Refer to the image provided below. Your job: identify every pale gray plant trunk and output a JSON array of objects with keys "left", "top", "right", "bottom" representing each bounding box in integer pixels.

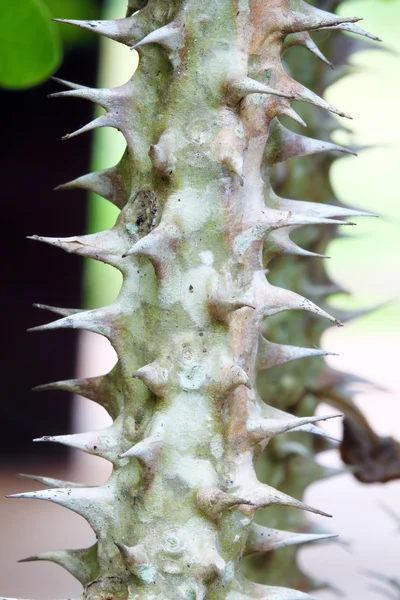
[{"left": 2, "top": 1, "right": 381, "bottom": 599}]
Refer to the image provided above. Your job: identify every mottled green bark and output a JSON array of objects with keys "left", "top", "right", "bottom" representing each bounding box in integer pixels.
[{"left": 3, "top": 1, "right": 379, "bottom": 599}]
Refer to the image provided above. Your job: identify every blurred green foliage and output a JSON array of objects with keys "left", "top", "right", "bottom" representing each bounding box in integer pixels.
[
  {"left": 0, "top": 0, "right": 99, "bottom": 90},
  {"left": 0, "top": 0, "right": 61, "bottom": 89}
]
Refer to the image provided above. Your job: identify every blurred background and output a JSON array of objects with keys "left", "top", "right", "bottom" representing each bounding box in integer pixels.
[{"left": 0, "top": 0, "right": 399, "bottom": 598}]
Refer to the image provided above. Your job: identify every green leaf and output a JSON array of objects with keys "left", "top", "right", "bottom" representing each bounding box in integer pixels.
[{"left": 0, "top": 0, "right": 61, "bottom": 89}]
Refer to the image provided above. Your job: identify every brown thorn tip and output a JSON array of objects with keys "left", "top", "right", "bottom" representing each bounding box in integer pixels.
[
  {"left": 50, "top": 76, "right": 69, "bottom": 84},
  {"left": 315, "top": 507, "right": 333, "bottom": 518},
  {"left": 52, "top": 18, "right": 78, "bottom": 24},
  {"left": 18, "top": 556, "right": 39, "bottom": 563},
  {"left": 47, "top": 91, "right": 68, "bottom": 100}
]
